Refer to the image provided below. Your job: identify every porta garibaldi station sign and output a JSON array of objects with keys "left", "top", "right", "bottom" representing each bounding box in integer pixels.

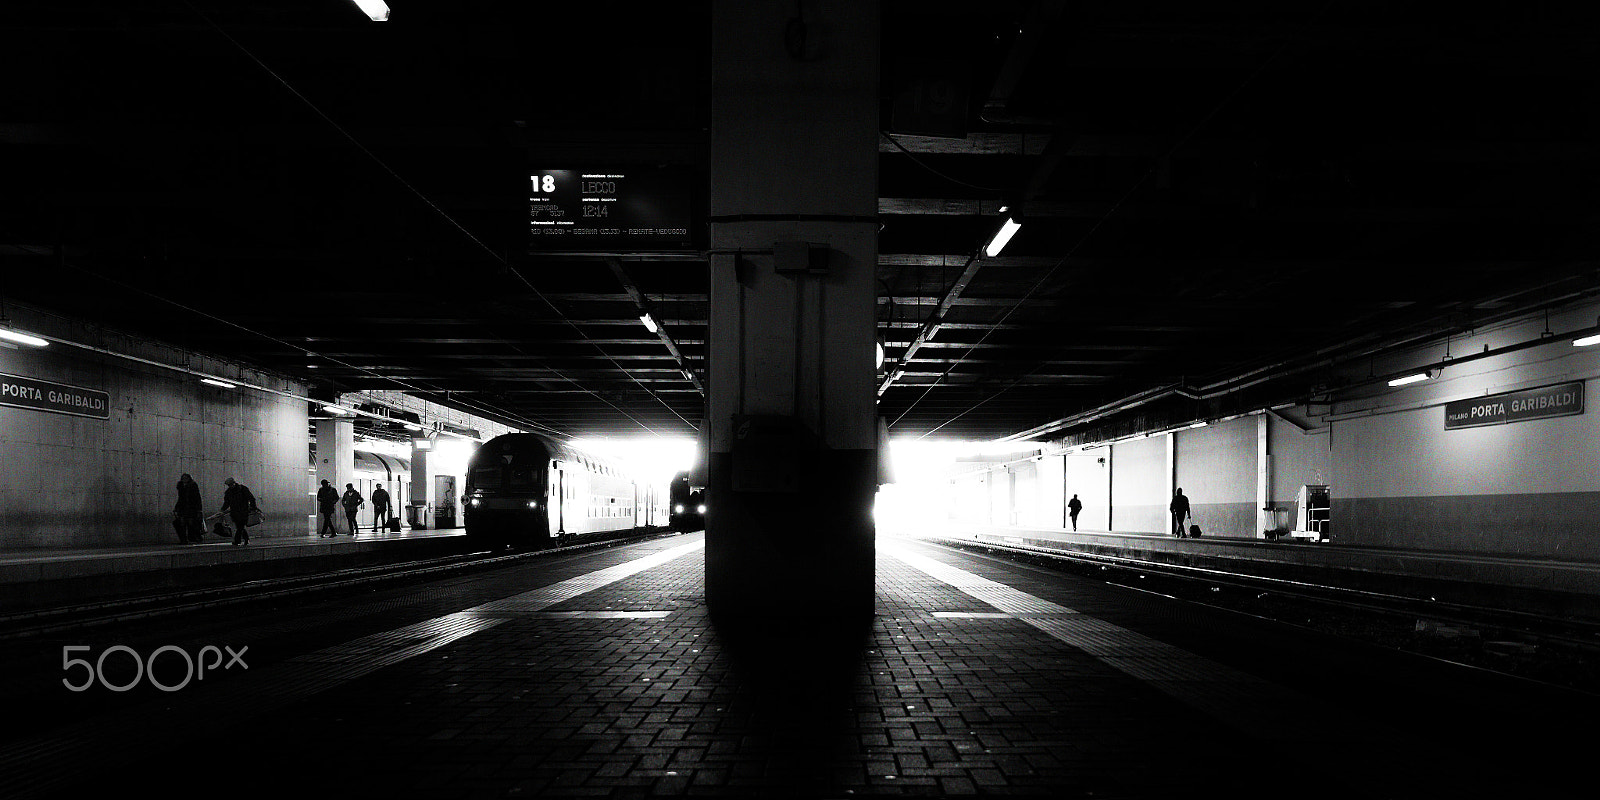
[
  {"left": 0, "top": 372, "right": 110, "bottom": 420},
  {"left": 1444, "top": 381, "right": 1583, "bottom": 430}
]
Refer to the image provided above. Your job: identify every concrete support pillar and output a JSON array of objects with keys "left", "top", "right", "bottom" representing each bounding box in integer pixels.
[
  {"left": 409, "top": 442, "right": 431, "bottom": 529},
  {"left": 315, "top": 417, "right": 355, "bottom": 535},
  {"left": 1257, "top": 413, "right": 1271, "bottom": 538},
  {"left": 1165, "top": 433, "right": 1177, "bottom": 500},
  {"left": 314, "top": 417, "right": 355, "bottom": 498},
  {"left": 706, "top": 0, "right": 880, "bottom": 623}
]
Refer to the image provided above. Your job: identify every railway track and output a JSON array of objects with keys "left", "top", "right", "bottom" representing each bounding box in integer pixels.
[
  {"left": 916, "top": 531, "right": 1600, "bottom": 697},
  {"left": 0, "top": 528, "right": 686, "bottom": 640}
]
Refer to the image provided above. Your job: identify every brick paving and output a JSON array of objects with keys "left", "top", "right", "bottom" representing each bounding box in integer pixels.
[{"left": 22, "top": 532, "right": 1598, "bottom": 798}]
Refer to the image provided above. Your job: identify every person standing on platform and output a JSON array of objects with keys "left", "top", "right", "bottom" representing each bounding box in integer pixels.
[
  {"left": 317, "top": 479, "right": 339, "bottom": 537},
  {"left": 221, "top": 477, "right": 258, "bottom": 546},
  {"left": 371, "top": 484, "right": 392, "bottom": 532},
  {"left": 341, "top": 483, "right": 364, "bottom": 536},
  {"left": 174, "top": 473, "right": 203, "bottom": 543},
  {"left": 1170, "top": 487, "right": 1191, "bottom": 537},
  {"left": 1067, "top": 494, "right": 1083, "bottom": 531}
]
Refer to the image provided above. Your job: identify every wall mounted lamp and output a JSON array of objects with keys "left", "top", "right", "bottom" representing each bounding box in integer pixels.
[
  {"left": 1387, "top": 370, "right": 1434, "bottom": 387},
  {"left": 0, "top": 328, "right": 49, "bottom": 347}
]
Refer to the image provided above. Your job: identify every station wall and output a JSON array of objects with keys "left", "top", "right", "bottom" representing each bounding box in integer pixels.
[
  {"left": 1062, "top": 453, "right": 1110, "bottom": 530},
  {"left": 947, "top": 298, "right": 1600, "bottom": 561},
  {"left": 1176, "top": 421, "right": 1256, "bottom": 539},
  {"left": 1110, "top": 436, "right": 1166, "bottom": 532},
  {"left": 0, "top": 304, "right": 309, "bottom": 548},
  {"left": 1325, "top": 301, "right": 1600, "bottom": 559}
]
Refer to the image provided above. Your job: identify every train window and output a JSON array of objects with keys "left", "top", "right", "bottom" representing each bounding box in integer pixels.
[
  {"left": 470, "top": 466, "right": 501, "bottom": 488},
  {"left": 510, "top": 466, "right": 536, "bottom": 486}
]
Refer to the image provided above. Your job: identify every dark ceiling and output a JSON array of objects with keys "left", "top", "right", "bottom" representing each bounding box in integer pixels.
[{"left": 3, "top": 1, "right": 1598, "bottom": 442}]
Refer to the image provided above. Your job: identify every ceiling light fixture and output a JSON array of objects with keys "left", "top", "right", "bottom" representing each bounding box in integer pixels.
[
  {"left": 322, "top": 404, "right": 352, "bottom": 415},
  {"left": 1573, "top": 333, "right": 1600, "bottom": 347},
  {"left": 983, "top": 217, "right": 1021, "bottom": 258},
  {"left": 1387, "top": 371, "right": 1433, "bottom": 387},
  {"left": 639, "top": 313, "right": 659, "bottom": 334},
  {"left": 201, "top": 378, "right": 236, "bottom": 389},
  {"left": 348, "top": 0, "right": 390, "bottom": 21},
  {"left": 0, "top": 328, "right": 49, "bottom": 347}
]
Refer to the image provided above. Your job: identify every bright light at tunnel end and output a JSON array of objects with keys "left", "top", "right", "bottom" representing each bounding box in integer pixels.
[{"left": 349, "top": 0, "right": 390, "bottom": 21}]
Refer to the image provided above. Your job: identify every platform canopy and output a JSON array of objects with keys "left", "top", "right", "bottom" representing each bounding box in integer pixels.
[{"left": 2, "top": 1, "right": 1596, "bottom": 440}]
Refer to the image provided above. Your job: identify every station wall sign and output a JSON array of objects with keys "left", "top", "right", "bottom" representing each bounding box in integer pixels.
[
  {"left": 0, "top": 371, "right": 110, "bottom": 419},
  {"left": 1444, "top": 380, "right": 1584, "bottom": 430},
  {"left": 528, "top": 167, "right": 693, "bottom": 251}
]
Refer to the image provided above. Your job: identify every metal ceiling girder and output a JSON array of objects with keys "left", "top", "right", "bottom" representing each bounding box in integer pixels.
[
  {"left": 877, "top": 3, "right": 1076, "bottom": 400},
  {"left": 604, "top": 258, "right": 705, "bottom": 396}
]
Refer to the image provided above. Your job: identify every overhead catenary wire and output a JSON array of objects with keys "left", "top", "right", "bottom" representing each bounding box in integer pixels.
[
  {"left": 180, "top": 1, "right": 694, "bottom": 438},
  {"left": 880, "top": 131, "right": 1009, "bottom": 194}
]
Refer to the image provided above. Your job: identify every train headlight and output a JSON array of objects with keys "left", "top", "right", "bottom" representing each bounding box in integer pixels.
[
  {"left": 468, "top": 497, "right": 481, "bottom": 507},
  {"left": 527, "top": 500, "right": 539, "bottom": 509},
  {"left": 674, "top": 504, "right": 684, "bottom": 513},
  {"left": 697, "top": 505, "right": 706, "bottom": 514}
]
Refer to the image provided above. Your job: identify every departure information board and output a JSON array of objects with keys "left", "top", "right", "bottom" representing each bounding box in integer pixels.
[{"left": 528, "top": 167, "right": 693, "bottom": 251}]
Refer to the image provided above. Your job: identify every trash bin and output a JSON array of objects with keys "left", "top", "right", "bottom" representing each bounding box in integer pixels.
[
  {"left": 1262, "top": 505, "right": 1291, "bottom": 539},
  {"left": 406, "top": 503, "right": 429, "bottom": 530}
]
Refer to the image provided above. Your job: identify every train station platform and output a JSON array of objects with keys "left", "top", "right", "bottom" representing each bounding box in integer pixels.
[
  {"left": 0, "top": 529, "right": 474, "bottom": 615},
  {"left": 0, "top": 530, "right": 1593, "bottom": 799},
  {"left": 924, "top": 522, "right": 1600, "bottom": 621}
]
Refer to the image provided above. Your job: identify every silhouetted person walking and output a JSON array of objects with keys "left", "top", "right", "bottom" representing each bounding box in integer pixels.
[
  {"left": 174, "top": 473, "right": 203, "bottom": 543},
  {"left": 341, "top": 483, "right": 364, "bottom": 536},
  {"left": 317, "top": 479, "right": 339, "bottom": 537},
  {"left": 221, "top": 477, "right": 258, "bottom": 546},
  {"left": 1067, "top": 494, "right": 1082, "bottom": 531},
  {"left": 371, "top": 484, "right": 392, "bottom": 532},
  {"left": 1170, "top": 488, "right": 1191, "bottom": 537}
]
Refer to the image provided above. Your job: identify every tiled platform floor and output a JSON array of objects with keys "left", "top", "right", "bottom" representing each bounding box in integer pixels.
[{"left": 2, "top": 532, "right": 1592, "bottom": 798}]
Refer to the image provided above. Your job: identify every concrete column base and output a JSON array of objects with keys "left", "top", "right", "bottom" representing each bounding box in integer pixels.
[{"left": 705, "top": 449, "right": 876, "bottom": 627}]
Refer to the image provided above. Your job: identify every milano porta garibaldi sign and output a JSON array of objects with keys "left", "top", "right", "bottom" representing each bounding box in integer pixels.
[
  {"left": 0, "top": 371, "right": 110, "bottom": 419},
  {"left": 1444, "top": 381, "right": 1584, "bottom": 430}
]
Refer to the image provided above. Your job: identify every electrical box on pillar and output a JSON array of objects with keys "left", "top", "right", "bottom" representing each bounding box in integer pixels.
[{"left": 773, "top": 241, "right": 830, "bottom": 275}]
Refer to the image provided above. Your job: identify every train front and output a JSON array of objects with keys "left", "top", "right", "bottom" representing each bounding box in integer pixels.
[{"left": 463, "top": 433, "right": 551, "bottom": 546}]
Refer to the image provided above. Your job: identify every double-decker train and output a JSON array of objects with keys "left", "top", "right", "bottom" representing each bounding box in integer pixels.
[{"left": 462, "top": 432, "right": 667, "bottom": 548}]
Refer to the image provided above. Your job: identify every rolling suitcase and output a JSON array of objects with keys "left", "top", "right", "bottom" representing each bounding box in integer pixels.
[
  {"left": 1188, "top": 524, "right": 1202, "bottom": 538},
  {"left": 388, "top": 517, "right": 402, "bottom": 532}
]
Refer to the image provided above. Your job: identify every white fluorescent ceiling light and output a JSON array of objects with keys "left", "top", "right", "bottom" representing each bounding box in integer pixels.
[
  {"left": 0, "top": 328, "right": 49, "bottom": 347},
  {"left": 201, "top": 378, "right": 236, "bottom": 389},
  {"left": 321, "top": 404, "right": 352, "bottom": 414},
  {"left": 639, "top": 313, "right": 658, "bottom": 333},
  {"left": 983, "top": 217, "right": 1021, "bottom": 258},
  {"left": 1387, "top": 372, "right": 1432, "bottom": 387},
  {"left": 350, "top": 0, "right": 390, "bottom": 21},
  {"left": 1573, "top": 333, "right": 1600, "bottom": 347}
]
